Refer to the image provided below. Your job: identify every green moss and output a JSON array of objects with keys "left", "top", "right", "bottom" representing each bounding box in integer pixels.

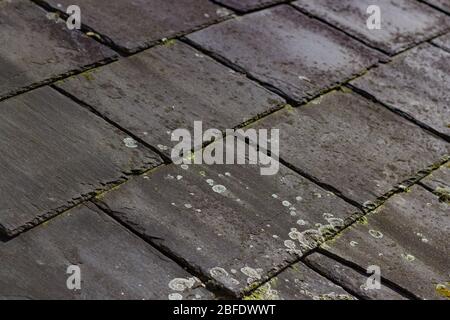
[
  {"left": 161, "top": 38, "right": 176, "bottom": 46},
  {"left": 244, "top": 279, "right": 278, "bottom": 300},
  {"left": 436, "top": 283, "right": 450, "bottom": 299},
  {"left": 81, "top": 71, "right": 95, "bottom": 81},
  {"left": 435, "top": 187, "right": 450, "bottom": 203}
]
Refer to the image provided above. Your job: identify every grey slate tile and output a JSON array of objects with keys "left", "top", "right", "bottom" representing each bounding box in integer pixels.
[
  {"left": 250, "top": 90, "right": 449, "bottom": 205},
  {"left": 245, "top": 261, "right": 355, "bottom": 300},
  {"left": 187, "top": 5, "right": 382, "bottom": 103},
  {"left": 421, "top": 163, "right": 450, "bottom": 195},
  {"left": 424, "top": 0, "right": 450, "bottom": 13},
  {"left": 214, "top": 0, "right": 284, "bottom": 12},
  {"left": 432, "top": 32, "right": 450, "bottom": 52},
  {"left": 95, "top": 143, "right": 360, "bottom": 296},
  {"left": 304, "top": 253, "right": 407, "bottom": 300},
  {"left": 45, "top": 0, "right": 232, "bottom": 53},
  {"left": 293, "top": 0, "right": 450, "bottom": 55},
  {"left": 0, "top": 204, "right": 212, "bottom": 300},
  {"left": 56, "top": 41, "right": 284, "bottom": 157},
  {"left": 351, "top": 44, "right": 450, "bottom": 138},
  {"left": 321, "top": 185, "right": 450, "bottom": 300},
  {"left": 0, "top": 87, "right": 162, "bottom": 237},
  {"left": 0, "top": 0, "right": 115, "bottom": 99}
]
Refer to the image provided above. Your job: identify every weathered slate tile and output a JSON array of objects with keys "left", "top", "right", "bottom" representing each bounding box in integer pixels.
[
  {"left": 0, "top": 204, "right": 211, "bottom": 300},
  {"left": 187, "top": 5, "right": 382, "bottom": 103},
  {"left": 351, "top": 44, "right": 450, "bottom": 138},
  {"left": 304, "top": 253, "right": 407, "bottom": 300},
  {"left": 95, "top": 144, "right": 360, "bottom": 296},
  {"left": 56, "top": 41, "right": 284, "bottom": 156},
  {"left": 320, "top": 185, "right": 450, "bottom": 300},
  {"left": 424, "top": 0, "right": 450, "bottom": 13},
  {"left": 293, "top": 0, "right": 450, "bottom": 55},
  {"left": 0, "top": 87, "right": 161, "bottom": 237},
  {"left": 421, "top": 163, "right": 450, "bottom": 198},
  {"left": 250, "top": 90, "right": 449, "bottom": 205},
  {"left": 432, "top": 32, "right": 450, "bottom": 52},
  {"left": 45, "top": 0, "right": 231, "bottom": 53},
  {"left": 0, "top": 0, "right": 115, "bottom": 99},
  {"left": 245, "top": 262, "right": 355, "bottom": 300},
  {"left": 214, "top": 0, "right": 284, "bottom": 12}
]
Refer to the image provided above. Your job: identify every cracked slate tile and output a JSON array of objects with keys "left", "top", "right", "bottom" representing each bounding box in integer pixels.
[
  {"left": 432, "top": 32, "right": 450, "bottom": 52},
  {"left": 421, "top": 163, "right": 450, "bottom": 194},
  {"left": 250, "top": 90, "right": 449, "bottom": 205},
  {"left": 0, "top": 87, "right": 161, "bottom": 237},
  {"left": 304, "top": 253, "right": 407, "bottom": 300},
  {"left": 293, "top": 0, "right": 450, "bottom": 55},
  {"left": 187, "top": 5, "right": 382, "bottom": 103},
  {"left": 55, "top": 40, "right": 284, "bottom": 157},
  {"left": 0, "top": 0, "right": 115, "bottom": 99},
  {"left": 94, "top": 142, "right": 360, "bottom": 297},
  {"left": 45, "top": 0, "right": 231, "bottom": 53},
  {"left": 320, "top": 185, "right": 450, "bottom": 300},
  {"left": 0, "top": 204, "right": 212, "bottom": 300},
  {"left": 244, "top": 261, "right": 355, "bottom": 300},
  {"left": 351, "top": 44, "right": 450, "bottom": 138},
  {"left": 214, "top": 0, "right": 284, "bottom": 13},
  {"left": 424, "top": 0, "right": 450, "bottom": 13}
]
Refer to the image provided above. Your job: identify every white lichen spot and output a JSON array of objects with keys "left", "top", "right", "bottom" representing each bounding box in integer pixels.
[
  {"left": 157, "top": 144, "right": 169, "bottom": 151},
  {"left": 209, "top": 267, "right": 239, "bottom": 287},
  {"left": 181, "top": 164, "right": 189, "bottom": 170},
  {"left": 184, "top": 204, "right": 192, "bottom": 209},
  {"left": 216, "top": 8, "right": 230, "bottom": 17},
  {"left": 402, "top": 253, "right": 415, "bottom": 262},
  {"left": 241, "top": 267, "right": 262, "bottom": 282},
  {"left": 176, "top": 175, "right": 183, "bottom": 180},
  {"left": 369, "top": 229, "right": 383, "bottom": 239},
  {"left": 225, "top": 172, "right": 231, "bottom": 177},
  {"left": 168, "top": 293, "right": 183, "bottom": 300},
  {"left": 168, "top": 277, "right": 198, "bottom": 291},
  {"left": 298, "top": 75, "right": 311, "bottom": 82},
  {"left": 212, "top": 185, "right": 227, "bottom": 194},
  {"left": 350, "top": 241, "right": 359, "bottom": 247},
  {"left": 282, "top": 200, "right": 291, "bottom": 207},
  {"left": 284, "top": 240, "right": 296, "bottom": 250},
  {"left": 206, "top": 179, "right": 215, "bottom": 186},
  {"left": 123, "top": 137, "right": 138, "bottom": 148},
  {"left": 297, "top": 219, "right": 308, "bottom": 226},
  {"left": 272, "top": 194, "right": 279, "bottom": 199},
  {"left": 296, "top": 196, "right": 303, "bottom": 202}
]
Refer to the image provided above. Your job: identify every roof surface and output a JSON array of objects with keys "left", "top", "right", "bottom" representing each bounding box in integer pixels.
[{"left": 0, "top": 0, "right": 449, "bottom": 300}]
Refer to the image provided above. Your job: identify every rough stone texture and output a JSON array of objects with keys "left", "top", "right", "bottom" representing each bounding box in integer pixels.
[
  {"left": 250, "top": 90, "right": 449, "bottom": 205},
  {"left": 0, "top": 87, "right": 161, "bottom": 237},
  {"left": 95, "top": 143, "right": 360, "bottom": 296},
  {"left": 424, "top": 0, "right": 450, "bottom": 13},
  {"left": 245, "top": 261, "right": 355, "bottom": 300},
  {"left": 45, "top": 0, "right": 231, "bottom": 53},
  {"left": 293, "top": 0, "right": 450, "bottom": 55},
  {"left": 56, "top": 41, "right": 284, "bottom": 157},
  {"left": 421, "top": 163, "right": 450, "bottom": 191},
  {"left": 187, "top": 5, "right": 382, "bottom": 103},
  {"left": 0, "top": 0, "right": 115, "bottom": 99},
  {"left": 0, "top": 204, "right": 211, "bottom": 300},
  {"left": 304, "top": 253, "right": 407, "bottom": 300},
  {"left": 351, "top": 44, "right": 450, "bottom": 138},
  {"left": 432, "top": 32, "right": 450, "bottom": 52},
  {"left": 322, "top": 185, "right": 450, "bottom": 300},
  {"left": 215, "top": 0, "right": 284, "bottom": 12}
]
